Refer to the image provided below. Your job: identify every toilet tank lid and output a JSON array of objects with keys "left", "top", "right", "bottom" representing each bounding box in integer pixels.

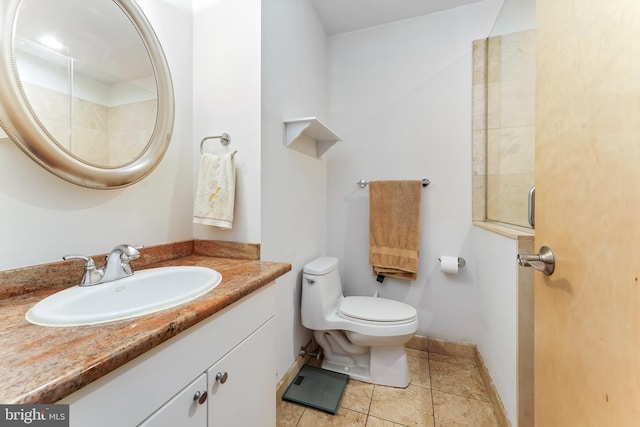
[{"left": 303, "top": 257, "right": 338, "bottom": 275}]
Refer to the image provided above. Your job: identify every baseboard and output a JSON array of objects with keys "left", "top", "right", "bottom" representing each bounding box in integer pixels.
[
  {"left": 475, "top": 347, "right": 511, "bottom": 427},
  {"left": 407, "top": 335, "right": 476, "bottom": 359}
]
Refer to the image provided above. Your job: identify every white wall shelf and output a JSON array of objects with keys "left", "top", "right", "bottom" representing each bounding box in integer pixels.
[{"left": 284, "top": 117, "right": 341, "bottom": 158}]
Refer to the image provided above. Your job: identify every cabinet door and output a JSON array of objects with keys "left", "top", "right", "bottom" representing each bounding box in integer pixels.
[
  {"left": 207, "top": 320, "right": 275, "bottom": 427},
  {"left": 139, "top": 373, "right": 208, "bottom": 427}
]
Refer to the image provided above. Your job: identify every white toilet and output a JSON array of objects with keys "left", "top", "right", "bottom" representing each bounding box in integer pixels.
[{"left": 301, "top": 257, "right": 418, "bottom": 388}]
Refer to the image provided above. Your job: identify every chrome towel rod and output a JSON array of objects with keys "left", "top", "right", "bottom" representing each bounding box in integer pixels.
[
  {"left": 200, "top": 133, "right": 237, "bottom": 157},
  {"left": 357, "top": 178, "right": 430, "bottom": 189},
  {"left": 200, "top": 133, "right": 229, "bottom": 151}
]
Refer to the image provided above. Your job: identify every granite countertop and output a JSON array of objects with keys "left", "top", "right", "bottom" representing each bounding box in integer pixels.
[{"left": 0, "top": 242, "right": 291, "bottom": 404}]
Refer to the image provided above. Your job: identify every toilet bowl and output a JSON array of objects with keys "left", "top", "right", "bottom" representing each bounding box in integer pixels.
[{"left": 301, "top": 257, "right": 418, "bottom": 388}]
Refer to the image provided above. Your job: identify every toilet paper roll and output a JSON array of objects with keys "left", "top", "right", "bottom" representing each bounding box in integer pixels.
[{"left": 440, "top": 256, "right": 459, "bottom": 274}]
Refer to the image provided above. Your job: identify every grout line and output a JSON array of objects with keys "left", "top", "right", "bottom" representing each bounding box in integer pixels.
[
  {"left": 294, "top": 407, "right": 304, "bottom": 427},
  {"left": 428, "top": 351, "right": 437, "bottom": 426},
  {"left": 278, "top": 345, "right": 497, "bottom": 426}
]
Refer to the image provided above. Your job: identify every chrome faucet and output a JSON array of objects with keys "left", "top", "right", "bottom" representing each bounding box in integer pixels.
[
  {"left": 63, "top": 244, "right": 142, "bottom": 286},
  {"left": 101, "top": 244, "right": 141, "bottom": 282}
]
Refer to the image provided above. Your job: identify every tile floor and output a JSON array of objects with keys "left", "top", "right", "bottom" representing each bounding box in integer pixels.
[{"left": 277, "top": 348, "right": 500, "bottom": 427}]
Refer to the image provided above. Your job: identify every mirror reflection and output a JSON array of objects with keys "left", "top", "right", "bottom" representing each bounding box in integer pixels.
[{"left": 14, "top": 0, "right": 157, "bottom": 167}]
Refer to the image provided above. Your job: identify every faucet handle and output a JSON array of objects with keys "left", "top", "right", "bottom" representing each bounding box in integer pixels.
[
  {"left": 62, "top": 254, "right": 103, "bottom": 285},
  {"left": 109, "top": 244, "right": 142, "bottom": 260},
  {"left": 63, "top": 254, "right": 96, "bottom": 267},
  {"left": 103, "top": 244, "right": 143, "bottom": 279}
]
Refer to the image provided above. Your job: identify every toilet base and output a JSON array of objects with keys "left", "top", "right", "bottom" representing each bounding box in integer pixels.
[{"left": 316, "top": 330, "right": 411, "bottom": 388}]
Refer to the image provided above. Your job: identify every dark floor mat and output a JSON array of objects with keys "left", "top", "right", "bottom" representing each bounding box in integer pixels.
[{"left": 282, "top": 365, "right": 349, "bottom": 414}]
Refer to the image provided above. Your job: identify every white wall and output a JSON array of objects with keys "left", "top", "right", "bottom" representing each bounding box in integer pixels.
[
  {"left": 0, "top": 0, "right": 194, "bottom": 270},
  {"left": 474, "top": 227, "right": 518, "bottom": 423},
  {"left": 326, "top": 0, "right": 503, "bottom": 343},
  {"left": 324, "top": 4, "right": 520, "bottom": 423},
  {"left": 260, "top": 0, "right": 328, "bottom": 383},
  {"left": 490, "top": 0, "right": 536, "bottom": 35},
  {"left": 192, "top": 0, "right": 262, "bottom": 244}
]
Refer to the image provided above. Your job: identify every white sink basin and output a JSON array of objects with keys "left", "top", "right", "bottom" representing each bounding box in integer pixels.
[{"left": 26, "top": 266, "right": 222, "bottom": 327}]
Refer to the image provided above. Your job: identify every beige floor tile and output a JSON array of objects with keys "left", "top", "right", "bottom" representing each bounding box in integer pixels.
[
  {"left": 432, "top": 391, "right": 499, "bottom": 427},
  {"left": 297, "top": 407, "right": 367, "bottom": 427},
  {"left": 340, "top": 379, "right": 374, "bottom": 414},
  {"left": 277, "top": 349, "right": 502, "bottom": 427},
  {"left": 428, "top": 352, "right": 476, "bottom": 368},
  {"left": 429, "top": 360, "right": 489, "bottom": 402},
  {"left": 406, "top": 348, "right": 429, "bottom": 360},
  {"left": 408, "top": 354, "right": 431, "bottom": 388},
  {"left": 276, "top": 399, "right": 305, "bottom": 427},
  {"left": 366, "top": 415, "right": 409, "bottom": 426},
  {"left": 369, "top": 384, "right": 434, "bottom": 427}
]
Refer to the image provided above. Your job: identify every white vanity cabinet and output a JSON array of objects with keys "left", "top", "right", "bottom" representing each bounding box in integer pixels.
[
  {"left": 60, "top": 284, "right": 276, "bottom": 427},
  {"left": 139, "top": 374, "right": 208, "bottom": 427},
  {"left": 207, "top": 320, "right": 275, "bottom": 426}
]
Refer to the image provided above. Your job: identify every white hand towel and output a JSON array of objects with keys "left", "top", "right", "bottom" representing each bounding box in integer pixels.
[{"left": 193, "top": 152, "right": 236, "bottom": 229}]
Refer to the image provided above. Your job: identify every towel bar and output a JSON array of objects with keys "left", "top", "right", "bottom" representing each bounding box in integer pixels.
[
  {"left": 200, "top": 133, "right": 237, "bottom": 157},
  {"left": 200, "top": 133, "right": 229, "bottom": 152},
  {"left": 357, "top": 178, "right": 430, "bottom": 189}
]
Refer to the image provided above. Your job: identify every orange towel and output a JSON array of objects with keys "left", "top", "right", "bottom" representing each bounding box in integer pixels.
[{"left": 368, "top": 180, "right": 422, "bottom": 281}]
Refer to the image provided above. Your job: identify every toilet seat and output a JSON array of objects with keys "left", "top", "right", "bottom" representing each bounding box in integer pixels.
[{"left": 339, "top": 296, "right": 417, "bottom": 325}]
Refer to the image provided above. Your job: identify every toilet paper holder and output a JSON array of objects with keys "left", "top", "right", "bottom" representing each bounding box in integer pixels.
[{"left": 438, "top": 257, "right": 466, "bottom": 268}]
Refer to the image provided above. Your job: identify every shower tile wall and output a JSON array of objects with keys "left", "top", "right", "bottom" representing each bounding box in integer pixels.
[
  {"left": 22, "top": 83, "right": 155, "bottom": 166},
  {"left": 473, "top": 30, "right": 536, "bottom": 227},
  {"left": 107, "top": 100, "right": 157, "bottom": 165},
  {"left": 517, "top": 235, "right": 534, "bottom": 427},
  {"left": 72, "top": 96, "right": 109, "bottom": 164},
  {"left": 23, "top": 84, "right": 72, "bottom": 151},
  {"left": 472, "top": 38, "right": 488, "bottom": 222}
]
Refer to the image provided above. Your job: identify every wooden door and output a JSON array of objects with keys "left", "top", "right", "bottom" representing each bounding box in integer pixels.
[{"left": 535, "top": 0, "right": 640, "bottom": 425}]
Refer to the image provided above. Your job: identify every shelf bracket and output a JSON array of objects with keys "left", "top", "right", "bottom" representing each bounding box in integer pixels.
[{"left": 284, "top": 117, "right": 342, "bottom": 158}]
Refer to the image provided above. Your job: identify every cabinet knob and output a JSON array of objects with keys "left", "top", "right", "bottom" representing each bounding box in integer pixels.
[
  {"left": 193, "top": 390, "right": 208, "bottom": 404},
  {"left": 215, "top": 371, "right": 228, "bottom": 384}
]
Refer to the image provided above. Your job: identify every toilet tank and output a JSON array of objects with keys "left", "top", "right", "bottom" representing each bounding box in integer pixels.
[{"left": 301, "top": 257, "right": 343, "bottom": 330}]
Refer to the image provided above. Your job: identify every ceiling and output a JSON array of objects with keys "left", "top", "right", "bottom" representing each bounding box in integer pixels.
[
  {"left": 17, "top": 0, "right": 155, "bottom": 84},
  {"left": 310, "top": 0, "right": 484, "bottom": 35}
]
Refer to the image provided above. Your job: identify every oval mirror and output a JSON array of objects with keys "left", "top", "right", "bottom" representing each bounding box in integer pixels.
[{"left": 0, "top": 0, "right": 174, "bottom": 189}]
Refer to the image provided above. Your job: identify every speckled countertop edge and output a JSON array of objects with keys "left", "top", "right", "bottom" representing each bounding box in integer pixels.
[{"left": 0, "top": 253, "right": 291, "bottom": 404}]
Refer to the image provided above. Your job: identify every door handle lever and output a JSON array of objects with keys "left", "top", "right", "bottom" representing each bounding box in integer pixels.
[{"left": 517, "top": 246, "right": 555, "bottom": 275}]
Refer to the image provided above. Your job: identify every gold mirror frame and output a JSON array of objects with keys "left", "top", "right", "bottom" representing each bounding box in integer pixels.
[{"left": 0, "top": 0, "right": 174, "bottom": 189}]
